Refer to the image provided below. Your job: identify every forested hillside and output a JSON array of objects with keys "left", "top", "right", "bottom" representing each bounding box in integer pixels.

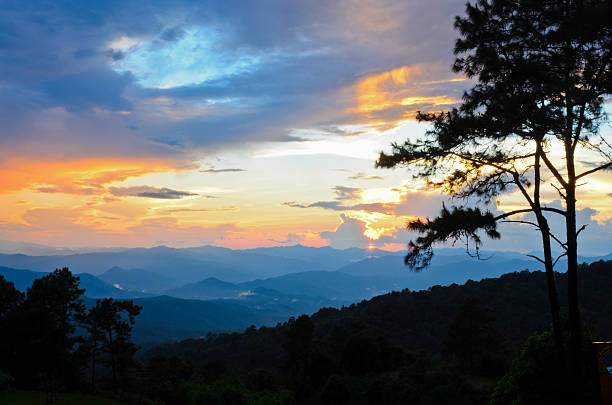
[
  {"left": 3, "top": 262, "right": 610, "bottom": 404},
  {"left": 139, "top": 261, "right": 611, "bottom": 404},
  {"left": 149, "top": 260, "right": 612, "bottom": 368}
]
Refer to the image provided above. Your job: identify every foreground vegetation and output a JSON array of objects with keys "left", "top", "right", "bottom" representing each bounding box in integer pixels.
[
  {"left": 145, "top": 260, "right": 610, "bottom": 404},
  {"left": 0, "top": 268, "right": 141, "bottom": 403},
  {"left": 0, "top": 390, "right": 124, "bottom": 405},
  {"left": 1, "top": 260, "right": 610, "bottom": 404}
]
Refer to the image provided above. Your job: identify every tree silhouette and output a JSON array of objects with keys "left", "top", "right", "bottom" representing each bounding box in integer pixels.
[
  {"left": 377, "top": 0, "right": 611, "bottom": 401},
  {"left": 0, "top": 276, "right": 24, "bottom": 379},
  {"left": 443, "top": 297, "right": 511, "bottom": 376},
  {"left": 83, "top": 298, "right": 142, "bottom": 392},
  {"left": 81, "top": 304, "right": 105, "bottom": 390},
  {"left": 8, "top": 268, "right": 85, "bottom": 391},
  {"left": 283, "top": 315, "right": 315, "bottom": 397},
  {"left": 0, "top": 275, "right": 23, "bottom": 323}
]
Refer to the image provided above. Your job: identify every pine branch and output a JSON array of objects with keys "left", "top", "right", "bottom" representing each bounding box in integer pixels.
[{"left": 575, "top": 161, "right": 612, "bottom": 180}]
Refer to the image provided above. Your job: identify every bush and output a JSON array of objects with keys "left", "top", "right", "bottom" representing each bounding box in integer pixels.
[
  {"left": 491, "top": 328, "right": 599, "bottom": 405},
  {"left": 0, "top": 370, "right": 14, "bottom": 392}
]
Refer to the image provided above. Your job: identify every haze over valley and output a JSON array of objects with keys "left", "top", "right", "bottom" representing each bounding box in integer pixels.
[{"left": 2, "top": 243, "right": 610, "bottom": 343}]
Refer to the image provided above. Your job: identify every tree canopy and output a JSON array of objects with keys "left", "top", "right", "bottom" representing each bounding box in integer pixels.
[
  {"left": 376, "top": 0, "right": 611, "bottom": 402},
  {"left": 0, "top": 268, "right": 142, "bottom": 398}
]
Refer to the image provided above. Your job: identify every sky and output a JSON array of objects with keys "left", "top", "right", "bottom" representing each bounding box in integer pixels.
[{"left": 1, "top": 0, "right": 611, "bottom": 254}]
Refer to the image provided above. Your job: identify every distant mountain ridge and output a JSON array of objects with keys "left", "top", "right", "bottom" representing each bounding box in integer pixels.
[
  {"left": 99, "top": 267, "right": 179, "bottom": 292},
  {"left": 3, "top": 248, "right": 612, "bottom": 346},
  {"left": 0, "top": 266, "right": 342, "bottom": 343},
  {"left": 0, "top": 266, "right": 148, "bottom": 299},
  {"left": 2, "top": 245, "right": 610, "bottom": 304},
  {"left": 0, "top": 245, "right": 336, "bottom": 284},
  {"left": 164, "top": 277, "right": 240, "bottom": 300},
  {"left": 0, "top": 243, "right": 607, "bottom": 287},
  {"left": 2, "top": 244, "right": 611, "bottom": 347}
]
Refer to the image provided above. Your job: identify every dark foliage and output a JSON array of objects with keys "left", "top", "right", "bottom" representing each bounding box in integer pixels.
[
  {"left": 443, "top": 297, "right": 513, "bottom": 376},
  {"left": 405, "top": 205, "right": 500, "bottom": 269},
  {"left": 377, "top": 1, "right": 612, "bottom": 399},
  {"left": 82, "top": 298, "right": 142, "bottom": 392},
  {"left": 0, "top": 275, "right": 24, "bottom": 322},
  {"left": 0, "top": 267, "right": 142, "bottom": 400},
  {"left": 3, "top": 268, "right": 86, "bottom": 390},
  {"left": 491, "top": 321, "right": 600, "bottom": 405},
  {"left": 144, "top": 260, "right": 612, "bottom": 404}
]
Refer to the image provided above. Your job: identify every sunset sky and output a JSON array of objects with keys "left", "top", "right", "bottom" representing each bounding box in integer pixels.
[{"left": 1, "top": 0, "right": 611, "bottom": 254}]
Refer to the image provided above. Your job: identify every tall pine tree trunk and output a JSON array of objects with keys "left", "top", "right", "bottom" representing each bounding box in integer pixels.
[
  {"left": 538, "top": 218, "right": 565, "bottom": 366},
  {"left": 562, "top": 26, "right": 582, "bottom": 399},
  {"left": 534, "top": 143, "right": 566, "bottom": 379},
  {"left": 91, "top": 345, "right": 96, "bottom": 389},
  {"left": 107, "top": 328, "right": 117, "bottom": 392},
  {"left": 565, "top": 139, "right": 581, "bottom": 403}
]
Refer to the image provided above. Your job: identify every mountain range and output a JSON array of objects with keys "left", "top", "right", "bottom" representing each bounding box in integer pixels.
[{"left": 1, "top": 244, "right": 610, "bottom": 343}]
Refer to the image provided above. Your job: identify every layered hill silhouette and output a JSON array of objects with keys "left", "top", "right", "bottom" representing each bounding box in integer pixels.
[
  {"left": 2, "top": 245, "right": 611, "bottom": 345},
  {"left": 148, "top": 260, "right": 612, "bottom": 375},
  {"left": 0, "top": 266, "right": 149, "bottom": 299},
  {"left": 99, "top": 266, "right": 180, "bottom": 292},
  {"left": 0, "top": 245, "right": 381, "bottom": 284}
]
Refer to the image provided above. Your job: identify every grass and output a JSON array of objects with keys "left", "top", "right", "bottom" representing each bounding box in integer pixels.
[{"left": 0, "top": 390, "right": 124, "bottom": 405}]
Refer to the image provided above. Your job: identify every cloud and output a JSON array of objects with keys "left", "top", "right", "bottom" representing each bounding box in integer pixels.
[
  {"left": 349, "top": 173, "right": 384, "bottom": 181},
  {"left": 109, "top": 186, "right": 198, "bottom": 199},
  {"left": 336, "top": 169, "right": 384, "bottom": 181},
  {"left": 0, "top": 0, "right": 467, "bottom": 167},
  {"left": 268, "top": 233, "right": 305, "bottom": 244},
  {"left": 319, "top": 126, "right": 367, "bottom": 137},
  {"left": 333, "top": 186, "right": 362, "bottom": 200},
  {"left": 320, "top": 214, "right": 370, "bottom": 249},
  {"left": 157, "top": 206, "right": 236, "bottom": 214},
  {"left": 316, "top": 200, "right": 612, "bottom": 256},
  {"left": 0, "top": 158, "right": 175, "bottom": 195},
  {"left": 1, "top": 0, "right": 519, "bottom": 251},
  {"left": 283, "top": 187, "right": 455, "bottom": 249},
  {"left": 282, "top": 200, "right": 347, "bottom": 211},
  {"left": 320, "top": 214, "right": 407, "bottom": 249},
  {"left": 0, "top": 206, "right": 241, "bottom": 248},
  {"left": 40, "top": 68, "right": 134, "bottom": 112},
  {"left": 282, "top": 188, "right": 445, "bottom": 217},
  {"left": 200, "top": 168, "right": 246, "bottom": 173},
  {"left": 0, "top": 207, "right": 125, "bottom": 248},
  {"left": 353, "top": 65, "right": 463, "bottom": 128}
]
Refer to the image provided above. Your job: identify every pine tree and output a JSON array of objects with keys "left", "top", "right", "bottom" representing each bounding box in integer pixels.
[
  {"left": 377, "top": 0, "right": 611, "bottom": 401},
  {"left": 84, "top": 298, "right": 141, "bottom": 391}
]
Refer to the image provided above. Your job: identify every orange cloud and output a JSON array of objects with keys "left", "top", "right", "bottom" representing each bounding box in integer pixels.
[
  {"left": 0, "top": 205, "right": 242, "bottom": 248},
  {"left": 357, "top": 65, "right": 420, "bottom": 111},
  {"left": 0, "top": 157, "right": 178, "bottom": 195},
  {"left": 353, "top": 64, "right": 464, "bottom": 130}
]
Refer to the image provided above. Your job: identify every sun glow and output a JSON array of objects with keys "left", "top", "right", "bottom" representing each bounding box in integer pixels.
[
  {"left": 360, "top": 187, "right": 403, "bottom": 203},
  {"left": 348, "top": 211, "right": 397, "bottom": 240}
]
